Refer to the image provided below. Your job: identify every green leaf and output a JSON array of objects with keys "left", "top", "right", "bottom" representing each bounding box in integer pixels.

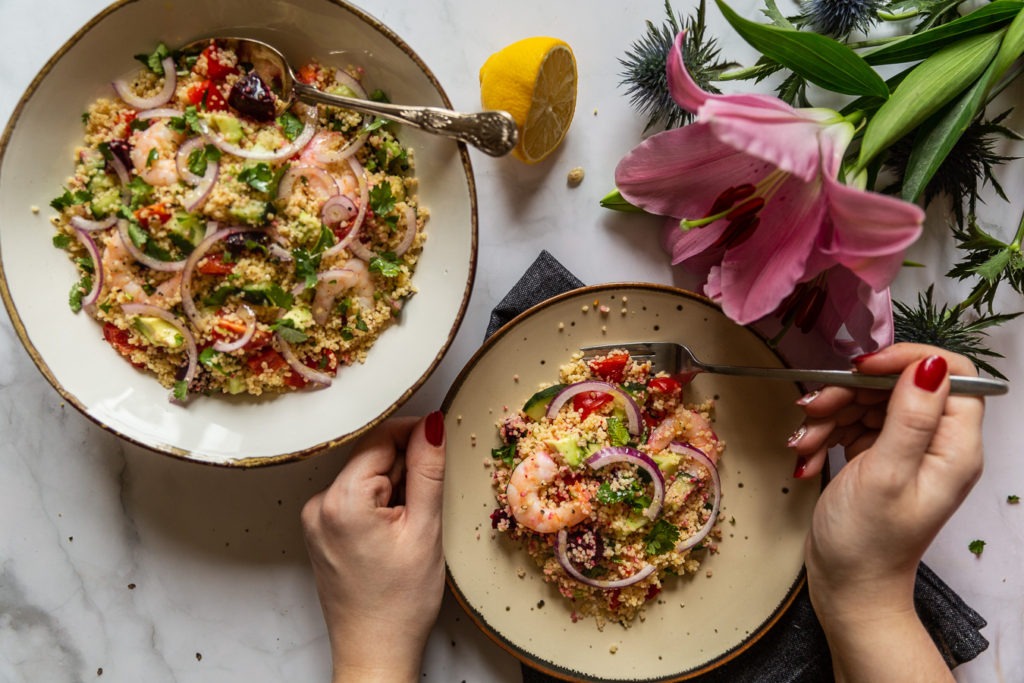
[
  {"left": 134, "top": 43, "right": 171, "bottom": 75},
  {"left": 716, "top": 0, "right": 888, "bottom": 98},
  {"left": 52, "top": 234, "right": 72, "bottom": 249},
  {"left": 1008, "top": 494, "right": 1020, "bottom": 504},
  {"left": 491, "top": 443, "right": 517, "bottom": 468},
  {"left": 277, "top": 112, "right": 304, "bottom": 141},
  {"left": 369, "top": 253, "right": 402, "bottom": 278},
  {"left": 968, "top": 539, "right": 986, "bottom": 555},
  {"left": 900, "top": 56, "right": 1000, "bottom": 201},
  {"left": 599, "top": 188, "right": 644, "bottom": 212},
  {"left": 858, "top": 30, "right": 1004, "bottom": 170},
  {"left": 238, "top": 163, "right": 276, "bottom": 193},
  {"left": 172, "top": 380, "right": 189, "bottom": 402},
  {"left": 368, "top": 182, "right": 396, "bottom": 216},
  {"left": 50, "top": 188, "right": 92, "bottom": 211},
  {"left": 864, "top": 1, "right": 1023, "bottom": 65},
  {"left": 606, "top": 417, "right": 631, "bottom": 447},
  {"left": 644, "top": 519, "right": 680, "bottom": 556},
  {"left": 990, "top": 0, "right": 1024, "bottom": 78},
  {"left": 292, "top": 247, "right": 320, "bottom": 288},
  {"left": 272, "top": 322, "right": 309, "bottom": 344}
]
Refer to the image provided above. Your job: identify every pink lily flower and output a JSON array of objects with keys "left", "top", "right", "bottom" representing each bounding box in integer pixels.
[{"left": 614, "top": 30, "right": 924, "bottom": 351}]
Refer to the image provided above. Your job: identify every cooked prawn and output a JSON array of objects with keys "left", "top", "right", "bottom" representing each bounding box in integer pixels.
[
  {"left": 311, "top": 258, "right": 376, "bottom": 325},
  {"left": 129, "top": 119, "right": 185, "bottom": 186},
  {"left": 647, "top": 405, "right": 721, "bottom": 462},
  {"left": 506, "top": 449, "right": 592, "bottom": 534},
  {"left": 101, "top": 230, "right": 182, "bottom": 308}
]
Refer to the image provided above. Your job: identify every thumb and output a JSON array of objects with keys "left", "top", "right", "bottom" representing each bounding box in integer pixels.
[
  {"left": 870, "top": 355, "right": 949, "bottom": 479},
  {"left": 404, "top": 411, "right": 446, "bottom": 529}
]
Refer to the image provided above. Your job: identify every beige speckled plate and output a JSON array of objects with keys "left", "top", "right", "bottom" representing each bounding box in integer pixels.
[
  {"left": 0, "top": 0, "right": 476, "bottom": 466},
  {"left": 442, "top": 283, "right": 821, "bottom": 682}
]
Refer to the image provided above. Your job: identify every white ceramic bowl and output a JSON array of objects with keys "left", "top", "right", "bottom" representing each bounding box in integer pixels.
[{"left": 0, "top": 0, "right": 476, "bottom": 466}]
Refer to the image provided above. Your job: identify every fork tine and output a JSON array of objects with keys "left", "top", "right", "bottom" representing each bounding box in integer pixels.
[{"left": 578, "top": 342, "right": 676, "bottom": 372}]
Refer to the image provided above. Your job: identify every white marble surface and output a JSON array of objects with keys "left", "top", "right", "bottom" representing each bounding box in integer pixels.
[{"left": 1, "top": 1, "right": 1022, "bottom": 681}]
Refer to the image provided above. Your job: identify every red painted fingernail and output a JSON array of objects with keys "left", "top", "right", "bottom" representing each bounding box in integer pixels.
[
  {"left": 425, "top": 410, "right": 445, "bottom": 447},
  {"left": 851, "top": 351, "right": 879, "bottom": 365},
  {"left": 793, "top": 456, "right": 808, "bottom": 479},
  {"left": 914, "top": 355, "right": 947, "bottom": 392}
]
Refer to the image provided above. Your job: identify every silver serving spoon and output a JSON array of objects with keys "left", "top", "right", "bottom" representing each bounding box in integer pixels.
[{"left": 181, "top": 37, "right": 519, "bottom": 157}]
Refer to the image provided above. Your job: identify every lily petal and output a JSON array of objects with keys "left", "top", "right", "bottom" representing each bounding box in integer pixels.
[
  {"left": 823, "top": 176, "right": 924, "bottom": 290},
  {"left": 615, "top": 123, "right": 774, "bottom": 219},
  {"left": 815, "top": 267, "right": 894, "bottom": 353},
  {"left": 667, "top": 31, "right": 793, "bottom": 114},
  {"left": 715, "top": 175, "right": 827, "bottom": 323}
]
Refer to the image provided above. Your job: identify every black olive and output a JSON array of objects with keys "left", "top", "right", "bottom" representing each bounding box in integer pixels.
[
  {"left": 228, "top": 72, "right": 277, "bottom": 122},
  {"left": 224, "top": 230, "right": 268, "bottom": 254},
  {"left": 105, "top": 139, "right": 133, "bottom": 172}
]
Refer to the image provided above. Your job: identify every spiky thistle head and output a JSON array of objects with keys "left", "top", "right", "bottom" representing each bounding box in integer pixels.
[
  {"left": 802, "top": 0, "right": 882, "bottom": 38},
  {"left": 892, "top": 285, "right": 1017, "bottom": 379},
  {"left": 885, "top": 110, "right": 1020, "bottom": 222},
  {"left": 618, "top": 0, "right": 731, "bottom": 131}
]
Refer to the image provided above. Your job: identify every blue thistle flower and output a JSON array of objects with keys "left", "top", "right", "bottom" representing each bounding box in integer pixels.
[{"left": 803, "top": 0, "right": 882, "bottom": 38}]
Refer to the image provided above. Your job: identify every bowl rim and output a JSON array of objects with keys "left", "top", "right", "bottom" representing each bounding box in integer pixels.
[
  {"left": 0, "top": 0, "right": 479, "bottom": 468},
  {"left": 440, "top": 281, "right": 819, "bottom": 681}
]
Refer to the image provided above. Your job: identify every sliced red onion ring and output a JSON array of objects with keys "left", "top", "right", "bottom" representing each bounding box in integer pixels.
[
  {"left": 394, "top": 204, "right": 418, "bottom": 257},
  {"left": 276, "top": 164, "right": 339, "bottom": 202},
  {"left": 585, "top": 446, "right": 665, "bottom": 521},
  {"left": 117, "top": 219, "right": 187, "bottom": 272},
  {"left": 178, "top": 141, "right": 220, "bottom": 212},
  {"left": 666, "top": 442, "right": 721, "bottom": 552},
  {"left": 112, "top": 56, "right": 177, "bottom": 109},
  {"left": 556, "top": 529, "right": 657, "bottom": 590},
  {"left": 181, "top": 226, "right": 263, "bottom": 327},
  {"left": 321, "top": 194, "right": 357, "bottom": 227},
  {"left": 325, "top": 156, "right": 370, "bottom": 257},
  {"left": 120, "top": 302, "right": 198, "bottom": 402},
  {"left": 135, "top": 107, "right": 183, "bottom": 121},
  {"left": 546, "top": 381, "right": 642, "bottom": 435},
  {"left": 310, "top": 130, "right": 368, "bottom": 165},
  {"left": 269, "top": 243, "right": 292, "bottom": 262},
  {"left": 276, "top": 333, "right": 332, "bottom": 386},
  {"left": 333, "top": 68, "right": 368, "bottom": 99},
  {"left": 106, "top": 153, "right": 132, "bottom": 204},
  {"left": 204, "top": 104, "right": 316, "bottom": 162},
  {"left": 212, "top": 304, "right": 256, "bottom": 352},
  {"left": 71, "top": 229, "right": 103, "bottom": 310},
  {"left": 70, "top": 215, "right": 117, "bottom": 232}
]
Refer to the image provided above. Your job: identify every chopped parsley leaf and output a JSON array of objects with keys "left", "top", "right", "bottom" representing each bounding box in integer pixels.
[
  {"left": 491, "top": 443, "right": 517, "bottom": 468},
  {"left": 187, "top": 144, "right": 221, "bottom": 176},
  {"left": 968, "top": 539, "right": 986, "bottom": 556},
  {"left": 369, "top": 89, "right": 390, "bottom": 103},
  {"left": 127, "top": 176, "right": 154, "bottom": 208},
  {"left": 68, "top": 276, "right": 92, "bottom": 313},
  {"left": 53, "top": 234, "right": 73, "bottom": 249},
  {"left": 271, "top": 320, "right": 309, "bottom": 344},
  {"left": 1009, "top": 495, "right": 1020, "bottom": 504},
  {"left": 81, "top": 112, "right": 90, "bottom": 126},
  {"left": 172, "top": 380, "right": 189, "bottom": 402},
  {"left": 368, "top": 181, "right": 396, "bottom": 216},
  {"left": 292, "top": 248, "right": 320, "bottom": 289},
  {"left": 361, "top": 117, "right": 388, "bottom": 134},
  {"left": 198, "top": 347, "right": 221, "bottom": 369},
  {"left": 133, "top": 43, "right": 171, "bottom": 75},
  {"left": 369, "top": 252, "right": 401, "bottom": 278},
  {"left": 277, "top": 111, "right": 304, "bottom": 141},
  {"left": 644, "top": 520, "right": 680, "bottom": 556},
  {"left": 238, "top": 163, "right": 275, "bottom": 193},
  {"left": 50, "top": 188, "right": 92, "bottom": 211},
  {"left": 606, "top": 417, "right": 630, "bottom": 447},
  {"left": 146, "top": 148, "right": 159, "bottom": 168}
]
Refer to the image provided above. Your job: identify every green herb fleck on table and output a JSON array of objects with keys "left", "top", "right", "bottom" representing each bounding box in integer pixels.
[
  {"left": 1008, "top": 495, "right": 1020, "bottom": 505},
  {"left": 968, "top": 539, "right": 986, "bottom": 556}
]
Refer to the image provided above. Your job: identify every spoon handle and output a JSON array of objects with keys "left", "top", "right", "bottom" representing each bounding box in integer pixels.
[{"left": 293, "top": 82, "right": 519, "bottom": 156}]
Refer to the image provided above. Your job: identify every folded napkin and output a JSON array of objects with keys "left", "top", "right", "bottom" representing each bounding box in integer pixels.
[{"left": 489, "top": 251, "right": 989, "bottom": 683}]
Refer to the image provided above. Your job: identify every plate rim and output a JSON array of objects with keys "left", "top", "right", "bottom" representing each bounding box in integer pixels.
[
  {"left": 441, "top": 281, "right": 816, "bottom": 681},
  {"left": 0, "top": 0, "right": 478, "bottom": 468}
]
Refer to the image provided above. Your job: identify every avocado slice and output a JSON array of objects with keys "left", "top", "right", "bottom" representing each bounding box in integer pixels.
[
  {"left": 545, "top": 435, "right": 587, "bottom": 467},
  {"left": 208, "top": 112, "right": 244, "bottom": 144},
  {"left": 132, "top": 316, "right": 184, "bottom": 348}
]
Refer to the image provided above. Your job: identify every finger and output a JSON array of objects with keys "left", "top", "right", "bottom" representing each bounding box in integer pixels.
[
  {"left": 870, "top": 355, "right": 950, "bottom": 477},
  {"left": 326, "top": 418, "right": 418, "bottom": 509},
  {"left": 845, "top": 430, "right": 879, "bottom": 460},
  {"left": 403, "top": 411, "right": 446, "bottom": 531},
  {"left": 852, "top": 342, "right": 976, "bottom": 377}
]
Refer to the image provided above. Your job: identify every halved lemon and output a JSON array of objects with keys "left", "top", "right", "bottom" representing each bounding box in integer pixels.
[{"left": 480, "top": 37, "right": 577, "bottom": 164}]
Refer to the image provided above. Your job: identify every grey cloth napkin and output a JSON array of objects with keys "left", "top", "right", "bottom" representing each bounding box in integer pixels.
[{"left": 489, "top": 251, "right": 988, "bottom": 683}]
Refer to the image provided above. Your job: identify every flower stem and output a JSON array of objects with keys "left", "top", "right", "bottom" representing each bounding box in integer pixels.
[
  {"left": 717, "top": 64, "right": 776, "bottom": 81},
  {"left": 845, "top": 35, "right": 903, "bottom": 49},
  {"left": 877, "top": 9, "right": 920, "bottom": 21}
]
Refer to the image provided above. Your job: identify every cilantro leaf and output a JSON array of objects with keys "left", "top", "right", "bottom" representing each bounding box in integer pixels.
[
  {"left": 277, "top": 111, "right": 304, "bottom": 141},
  {"left": 187, "top": 144, "right": 221, "bottom": 176},
  {"left": 272, "top": 322, "right": 309, "bottom": 344},
  {"left": 644, "top": 520, "right": 680, "bottom": 556},
  {"left": 968, "top": 539, "right": 986, "bottom": 556},
  {"left": 127, "top": 176, "right": 154, "bottom": 209},
  {"left": 369, "top": 252, "right": 401, "bottom": 278},
  {"left": 369, "top": 89, "right": 390, "bottom": 103},
  {"left": 146, "top": 148, "right": 159, "bottom": 168},
  {"left": 168, "top": 105, "right": 204, "bottom": 135},
  {"left": 199, "top": 347, "right": 220, "bottom": 368},
  {"left": 354, "top": 314, "right": 368, "bottom": 332},
  {"left": 1008, "top": 495, "right": 1020, "bottom": 504},
  {"left": 606, "top": 417, "right": 630, "bottom": 447},
  {"left": 68, "top": 276, "right": 92, "bottom": 313},
  {"left": 53, "top": 234, "right": 73, "bottom": 249},
  {"left": 596, "top": 483, "right": 631, "bottom": 505}
]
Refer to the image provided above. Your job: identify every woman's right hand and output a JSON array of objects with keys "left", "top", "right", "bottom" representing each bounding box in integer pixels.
[{"left": 788, "top": 343, "right": 985, "bottom": 682}]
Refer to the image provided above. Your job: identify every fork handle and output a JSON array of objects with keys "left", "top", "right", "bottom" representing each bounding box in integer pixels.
[{"left": 701, "top": 364, "right": 1008, "bottom": 396}]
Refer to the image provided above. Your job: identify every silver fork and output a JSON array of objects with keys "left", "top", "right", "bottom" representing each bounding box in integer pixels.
[{"left": 580, "top": 341, "right": 1008, "bottom": 397}]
